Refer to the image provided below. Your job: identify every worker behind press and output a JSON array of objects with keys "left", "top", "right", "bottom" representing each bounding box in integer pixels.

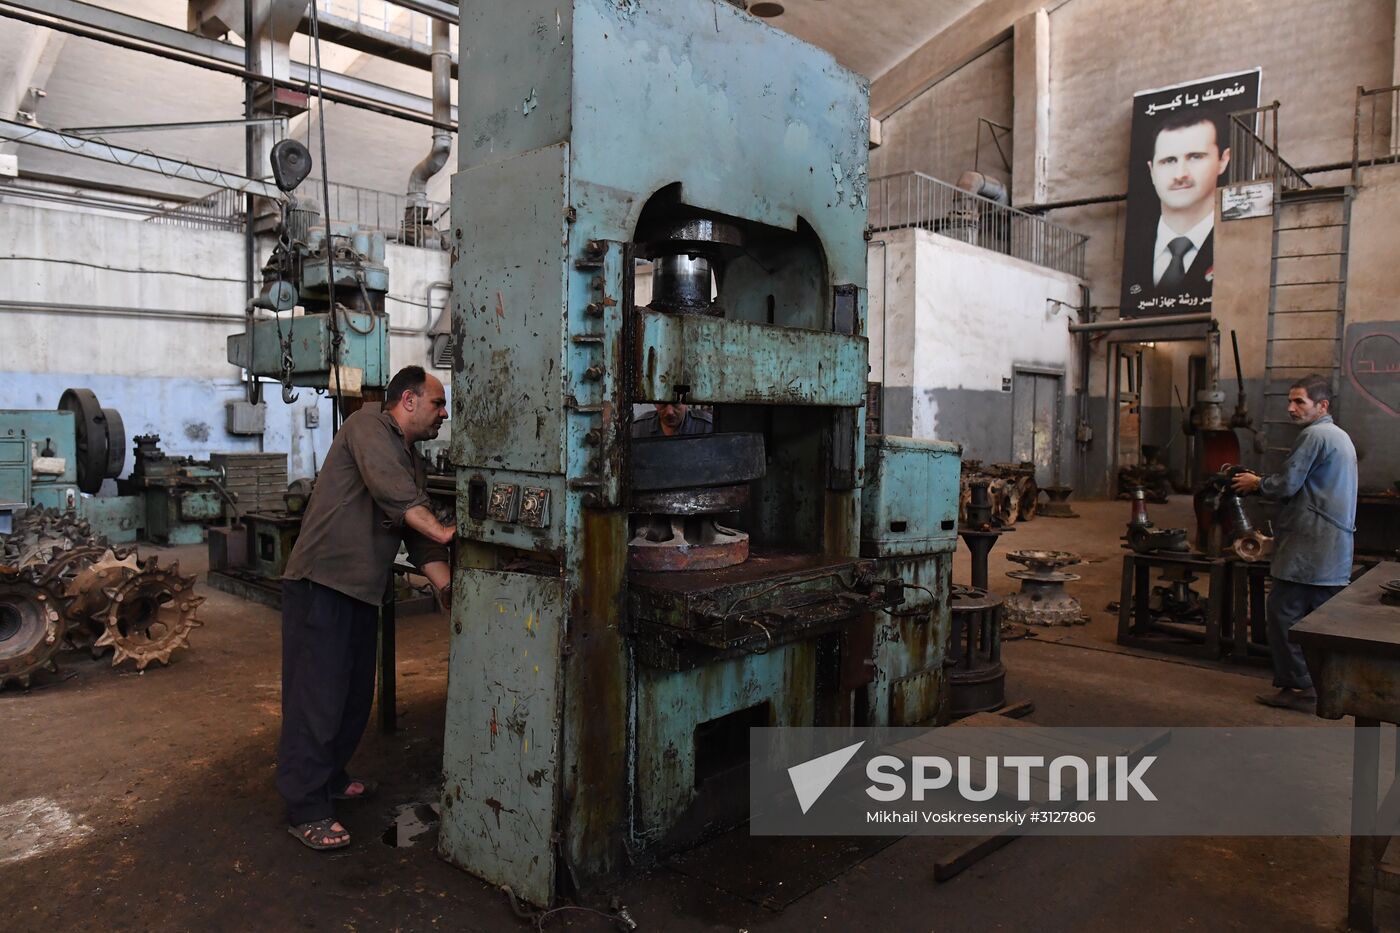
[
  {"left": 1231, "top": 373, "right": 1357, "bottom": 714},
  {"left": 631, "top": 400, "right": 714, "bottom": 437},
  {"left": 277, "top": 365, "right": 455, "bottom": 850}
]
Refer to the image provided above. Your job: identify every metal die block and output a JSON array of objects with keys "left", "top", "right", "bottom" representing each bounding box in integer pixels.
[
  {"left": 635, "top": 310, "right": 869, "bottom": 406},
  {"left": 861, "top": 435, "right": 962, "bottom": 558},
  {"left": 440, "top": 568, "right": 566, "bottom": 909},
  {"left": 519, "top": 486, "right": 551, "bottom": 529},
  {"left": 487, "top": 483, "right": 521, "bottom": 523},
  {"left": 628, "top": 555, "right": 893, "bottom": 671}
]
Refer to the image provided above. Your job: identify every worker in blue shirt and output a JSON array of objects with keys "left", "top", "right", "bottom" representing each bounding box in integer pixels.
[{"left": 1232, "top": 373, "right": 1357, "bottom": 713}]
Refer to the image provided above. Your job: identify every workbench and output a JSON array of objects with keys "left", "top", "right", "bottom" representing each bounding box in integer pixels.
[{"left": 1291, "top": 561, "right": 1400, "bottom": 931}]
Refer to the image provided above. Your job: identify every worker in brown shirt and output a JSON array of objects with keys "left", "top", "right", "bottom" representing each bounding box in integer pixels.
[{"left": 278, "top": 365, "right": 454, "bottom": 850}]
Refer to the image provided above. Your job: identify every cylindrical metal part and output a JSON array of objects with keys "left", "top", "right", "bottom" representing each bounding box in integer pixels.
[
  {"left": 947, "top": 585, "right": 1006, "bottom": 718},
  {"left": 1129, "top": 486, "right": 1150, "bottom": 526},
  {"left": 650, "top": 254, "right": 713, "bottom": 315}
]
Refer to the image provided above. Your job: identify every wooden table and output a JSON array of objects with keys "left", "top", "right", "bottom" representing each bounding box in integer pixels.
[{"left": 1291, "top": 561, "right": 1400, "bottom": 931}]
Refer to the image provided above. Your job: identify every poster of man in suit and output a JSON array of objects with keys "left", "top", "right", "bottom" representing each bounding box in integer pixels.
[{"left": 1121, "top": 69, "right": 1261, "bottom": 317}]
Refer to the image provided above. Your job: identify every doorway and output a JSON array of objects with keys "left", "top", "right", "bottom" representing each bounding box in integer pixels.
[{"left": 1011, "top": 368, "right": 1063, "bottom": 485}]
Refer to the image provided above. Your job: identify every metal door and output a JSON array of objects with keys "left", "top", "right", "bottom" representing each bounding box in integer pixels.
[{"left": 1011, "top": 369, "right": 1062, "bottom": 483}]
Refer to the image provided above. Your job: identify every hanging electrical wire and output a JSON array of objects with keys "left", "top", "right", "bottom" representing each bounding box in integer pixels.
[{"left": 307, "top": 0, "right": 346, "bottom": 436}]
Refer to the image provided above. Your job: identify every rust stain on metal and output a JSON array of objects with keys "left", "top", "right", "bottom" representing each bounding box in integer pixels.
[
  {"left": 563, "top": 508, "right": 628, "bottom": 875},
  {"left": 495, "top": 292, "right": 506, "bottom": 319},
  {"left": 484, "top": 797, "right": 516, "bottom": 828}
]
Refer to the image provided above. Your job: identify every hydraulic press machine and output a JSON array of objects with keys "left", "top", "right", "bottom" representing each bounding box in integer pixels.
[{"left": 441, "top": 0, "right": 961, "bottom": 906}]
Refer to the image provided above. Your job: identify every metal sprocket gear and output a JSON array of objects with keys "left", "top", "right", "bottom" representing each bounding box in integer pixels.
[
  {"left": 62, "top": 548, "right": 144, "bottom": 652},
  {"left": 92, "top": 562, "right": 204, "bottom": 670},
  {"left": 0, "top": 570, "right": 67, "bottom": 690}
]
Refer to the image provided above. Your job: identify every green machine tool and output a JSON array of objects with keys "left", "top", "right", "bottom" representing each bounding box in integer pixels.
[{"left": 440, "top": 0, "right": 962, "bottom": 906}]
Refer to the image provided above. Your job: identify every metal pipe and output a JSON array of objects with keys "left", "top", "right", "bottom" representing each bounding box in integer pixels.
[
  {"left": 406, "top": 17, "right": 452, "bottom": 210},
  {"left": 1068, "top": 312, "right": 1212, "bottom": 334},
  {"left": 0, "top": 298, "right": 246, "bottom": 324}
]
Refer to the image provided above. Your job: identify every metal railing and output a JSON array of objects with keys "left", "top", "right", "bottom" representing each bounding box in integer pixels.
[
  {"left": 296, "top": 177, "right": 449, "bottom": 246},
  {"left": 316, "top": 0, "right": 437, "bottom": 46},
  {"left": 1353, "top": 84, "right": 1400, "bottom": 184},
  {"left": 143, "top": 179, "right": 449, "bottom": 246},
  {"left": 146, "top": 187, "right": 246, "bottom": 231},
  {"left": 868, "top": 171, "right": 1088, "bottom": 278},
  {"left": 1227, "top": 102, "right": 1309, "bottom": 194}
]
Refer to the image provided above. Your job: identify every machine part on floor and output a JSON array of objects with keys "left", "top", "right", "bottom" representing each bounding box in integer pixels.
[
  {"left": 92, "top": 562, "right": 203, "bottom": 670},
  {"left": 57, "top": 388, "right": 127, "bottom": 495},
  {"left": 1122, "top": 485, "right": 1190, "bottom": 554},
  {"left": 959, "top": 460, "right": 1038, "bottom": 527},
  {"left": 1038, "top": 485, "right": 1080, "bottom": 518},
  {"left": 946, "top": 585, "right": 1006, "bottom": 718},
  {"left": 117, "top": 435, "right": 235, "bottom": 546},
  {"left": 1193, "top": 465, "right": 1274, "bottom": 561},
  {"left": 0, "top": 570, "right": 66, "bottom": 689},
  {"left": 1003, "top": 549, "right": 1086, "bottom": 626},
  {"left": 63, "top": 548, "right": 145, "bottom": 652},
  {"left": 1, "top": 507, "right": 100, "bottom": 571}
]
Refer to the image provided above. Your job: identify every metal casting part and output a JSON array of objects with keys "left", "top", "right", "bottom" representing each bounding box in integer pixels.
[
  {"left": 92, "top": 562, "right": 204, "bottom": 670},
  {"left": 0, "top": 571, "right": 66, "bottom": 689},
  {"left": 1003, "top": 549, "right": 1086, "bottom": 626},
  {"left": 627, "top": 515, "right": 750, "bottom": 572}
]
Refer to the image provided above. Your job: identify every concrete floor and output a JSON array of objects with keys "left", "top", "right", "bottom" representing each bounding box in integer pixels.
[{"left": 1, "top": 496, "right": 1395, "bottom": 931}]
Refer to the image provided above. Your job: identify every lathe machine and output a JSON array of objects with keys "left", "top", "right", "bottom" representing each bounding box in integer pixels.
[{"left": 440, "top": 0, "right": 961, "bottom": 906}]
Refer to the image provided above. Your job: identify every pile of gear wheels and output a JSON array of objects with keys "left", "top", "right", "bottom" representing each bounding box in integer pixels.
[
  {"left": 0, "top": 508, "right": 203, "bottom": 690},
  {"left": 958, "top": 460, "right": 1039, "bottom": 528}
]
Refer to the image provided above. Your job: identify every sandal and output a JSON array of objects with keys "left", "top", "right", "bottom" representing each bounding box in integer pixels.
[
  {"left": 332, "top": 779, "right": 378, "bottom": 801},
  {"left": 289, "top": 818, "right": 350, "bottom": 850}
]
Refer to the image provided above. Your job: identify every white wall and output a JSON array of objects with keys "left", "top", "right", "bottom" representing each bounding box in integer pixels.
[
  {"left": 869, "top": 227, "right": 1083, "bottom": 462},
  {"left": 0, "top": 202, "right": 450, "bottom": 479}
]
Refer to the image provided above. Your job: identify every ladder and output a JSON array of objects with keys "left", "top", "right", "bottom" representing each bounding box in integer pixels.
[{"left": 1260, "top": 185, "right": 1353, "bottom": 473}]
